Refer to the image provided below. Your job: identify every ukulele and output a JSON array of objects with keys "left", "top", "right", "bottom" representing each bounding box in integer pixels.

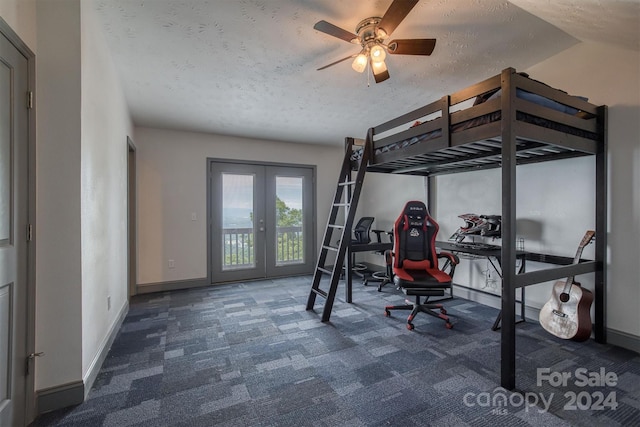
[{"left": 539, "top": 231, "right": 595, "bottom": 342}]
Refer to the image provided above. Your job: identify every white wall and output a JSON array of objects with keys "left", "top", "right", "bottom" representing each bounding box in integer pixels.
[
  {"left": 31, "top": 0, "right": 133, "bottom": 393},
  {"left": 134, "top": 127, "right": 343, "bottom": 285},
  {"left": 79, "top": 2, "right": 132, "bottom": 382},
  {"left": 435, "top": 157, "right": 596, "bottom": 307},
  {"left": 0, "top": 0, "right": 36, "bottom": 50},
  {"left": 35, "top": 0, "right": 83, "bottom": 391}
]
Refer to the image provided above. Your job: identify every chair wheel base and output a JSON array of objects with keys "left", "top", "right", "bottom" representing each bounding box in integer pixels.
[
  {"left": 384, "top": 303, "right": 453, "bottom": 331},
  {"left": 406, "top": 321, "right": 452, "bottom": 331}
]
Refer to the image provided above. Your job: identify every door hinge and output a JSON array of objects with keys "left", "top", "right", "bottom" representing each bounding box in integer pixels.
[
  {"left": 26, "top": 224, "right": 32, "bottom": 241},
  {"left": 27, "top": 91, "right": 33, "bottom": 109},
  {"left": 26, "top": 352, "right": 44, "bottom": 375}
]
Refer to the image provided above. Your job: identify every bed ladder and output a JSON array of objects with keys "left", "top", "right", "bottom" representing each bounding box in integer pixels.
[{"left": 306, "top": 135, "right": 372, "bottom": 322}]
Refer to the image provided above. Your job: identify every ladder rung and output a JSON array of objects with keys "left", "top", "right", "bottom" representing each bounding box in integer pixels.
[
  {"left": 339, "top": 181, "right": 356, "bottom": 186},
  {"left": 333, "top": 203, "right": 350, "bottom": 207},
  {"left": 311, "top": 288, "right": 328, "bottom": 298},
  {"left": 322, "top": 245, "right": 339, "bottom": 252},
  {"left": 317, "top": 267, "right": 332, "bottom": 275},
  {"left": 328, "top": 224, "right": 344, "bottom": 229}
]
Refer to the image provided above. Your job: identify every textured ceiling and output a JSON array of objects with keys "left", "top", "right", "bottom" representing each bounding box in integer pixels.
[
  {"left": 93, "top": 0, "right": 639, "bottom": 146},
  {"left": 510, "top": 0, "right": 640, "bottom": 51}
]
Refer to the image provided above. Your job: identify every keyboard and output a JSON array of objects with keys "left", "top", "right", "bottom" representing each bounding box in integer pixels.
[{"left": 450, "top": 242, "right": 500, "bottom": 251}]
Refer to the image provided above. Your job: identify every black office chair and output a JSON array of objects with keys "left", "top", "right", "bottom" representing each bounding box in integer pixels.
[
  {"left": 353, "top": 216, "right": 375, "bottom": 244},
  {"left": 341, "top": 217, "right": 375, "bottom": 279},
  {"left": 370, "top": 230, "right": 393, "bottom": 291},
  {"left": 384, "top": 201, "right": 459, "bottom": 330}
]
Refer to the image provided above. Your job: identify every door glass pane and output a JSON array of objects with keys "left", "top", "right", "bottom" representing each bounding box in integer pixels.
[
  {"left": 275, "top": 176, "right": 304, "bottom": 266},
  {"left": 222, "top": 173, "right": 255, "bottom": 270},
  {"left": 0, "top": 64, "right": 10, "bottom": 244}
]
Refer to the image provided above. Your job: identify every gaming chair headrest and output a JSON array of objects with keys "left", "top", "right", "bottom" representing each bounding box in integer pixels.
[
  {"left": 398, "top": 201, "right": 429, "bottom": 232},
  {"left": 401, "top": 201, "right": 427, "bottom": 217},
  {"left": 394, "top": 200, "right": 434, "bottom": 265}
]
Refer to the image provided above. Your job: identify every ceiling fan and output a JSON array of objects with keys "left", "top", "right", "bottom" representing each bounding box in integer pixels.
[{"left": 313, "top": 0, "right": 436, "bottom": 83}]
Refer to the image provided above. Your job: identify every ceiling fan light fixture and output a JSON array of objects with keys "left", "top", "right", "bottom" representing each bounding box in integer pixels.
[
  {"left": 370, "top": 44, "right": 386, "bottom": 63},
  {"left": 352, "top": 53, "right": 368, "bottom": 73},
  {"left": 372, "top": 59, "right": 388, "bottom": 73},
  {"left": 313, "top": 0, "right": 432, "bottom": 84}
]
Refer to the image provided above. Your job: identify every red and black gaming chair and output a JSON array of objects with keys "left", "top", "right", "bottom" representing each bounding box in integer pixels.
[{"left": 384, "top": 201, "right": 459, "bottom": 330}]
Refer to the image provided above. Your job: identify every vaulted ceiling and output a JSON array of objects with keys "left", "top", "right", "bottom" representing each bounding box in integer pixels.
[{"left": 93, "top": 0, "right": 639, "bottom": 145}]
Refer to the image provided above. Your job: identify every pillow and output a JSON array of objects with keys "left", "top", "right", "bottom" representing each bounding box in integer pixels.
[
  {"left": 471, "top": 72, "right": 589, "bottom": 116},
  {"left": 473, "top": 87, "right": 588, "bottom": 115}
]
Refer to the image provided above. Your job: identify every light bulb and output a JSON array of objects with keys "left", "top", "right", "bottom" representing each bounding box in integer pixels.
[
  {"left": 370, "top": 44, "right": 386, "bottom": 63},
  {"left": 372, "top": 60, "right": 388, "bottom": 73},
  {"left": 351, "top": 53, "right": 367, "bottom": 73}
]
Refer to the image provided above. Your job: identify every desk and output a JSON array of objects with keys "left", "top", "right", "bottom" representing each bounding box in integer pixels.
[
  {"left": 344, "top": 241, "right": 393, "bottom": 303},
  {"left": 436, "top": 241, "right": 527, "bottom": 330}
]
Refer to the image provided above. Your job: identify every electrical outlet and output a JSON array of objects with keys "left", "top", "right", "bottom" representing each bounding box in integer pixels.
[
  {"left": 191, "top": 212, "right": 197, "bottom": 221},
  {"left": 107, "top": 296, "right": 111, "bottom": 311},
  {"left": 168, "top": 259, "right": 175, "bottom": 269}
]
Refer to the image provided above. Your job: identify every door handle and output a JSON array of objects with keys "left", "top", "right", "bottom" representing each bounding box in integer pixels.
[{"left": 26, "top": 352, "right": 44, "bottom": 375}]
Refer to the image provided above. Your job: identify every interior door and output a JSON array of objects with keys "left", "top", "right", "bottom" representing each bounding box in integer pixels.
[
  {"left": 209, "top": 161, "right": 314, "bottom": 283},
  {"left": 0, "top": 31, "right": 30, "bottom": 427}
]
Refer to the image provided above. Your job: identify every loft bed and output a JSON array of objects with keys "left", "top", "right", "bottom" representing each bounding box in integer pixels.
[
  {"left": 352, "top": 68, "right": 602, "bottom": 176},
  {"left": 351, "top": 68, "right": 607, "bottom": 391}
]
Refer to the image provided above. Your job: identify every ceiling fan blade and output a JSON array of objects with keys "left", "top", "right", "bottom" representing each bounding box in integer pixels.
[
  {"left": 317, "top": 54, "right": 357, "bottom": 71},
  {"left": 378, "top": 0, "right": 419, "bottom": 36},
  {"left": 388, "top": 38, "right": 436, "bottom": 55},
  {"left": 313, "top": 20, "right": 357, "bottom": 43}
]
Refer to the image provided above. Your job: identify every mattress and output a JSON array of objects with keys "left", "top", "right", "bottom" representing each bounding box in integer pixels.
[{"left": 351, "top": 90, "right": 597, "bottom": 162}]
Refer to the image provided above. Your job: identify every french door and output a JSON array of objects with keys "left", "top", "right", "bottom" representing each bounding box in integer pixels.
[{"left": 208, "top": 160, "right": 315, "bottom": 283}]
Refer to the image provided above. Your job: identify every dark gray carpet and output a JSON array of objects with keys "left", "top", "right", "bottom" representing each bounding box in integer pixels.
[{"left": 32, "top": 275, "right": 640, "bottom": 426}]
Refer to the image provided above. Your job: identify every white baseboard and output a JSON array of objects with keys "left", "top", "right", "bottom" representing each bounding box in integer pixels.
[{"left": 83, "top": 299, "right": 129, "bottom": 398}]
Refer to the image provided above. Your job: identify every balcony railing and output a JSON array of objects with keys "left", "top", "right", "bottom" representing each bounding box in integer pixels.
[
  {"left": 223, "top": 227, "right": 254, "bottom": 269},
  {"left": 223, "top": 226, "right": 303, "bottom": 268},
  {"left": 275, "top": 226, "right": 304, "bottom": 265}
]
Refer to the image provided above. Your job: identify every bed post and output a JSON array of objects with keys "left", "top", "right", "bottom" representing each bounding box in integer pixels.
[
  {"left": 500, "top": 67, "right": 517, "bottom": 390},
  {"left": 427, "top": 176, "right": 435, "bottom": 214},
  {"left": 594, "top": 105, "right": 608, "bottom": 343}
]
